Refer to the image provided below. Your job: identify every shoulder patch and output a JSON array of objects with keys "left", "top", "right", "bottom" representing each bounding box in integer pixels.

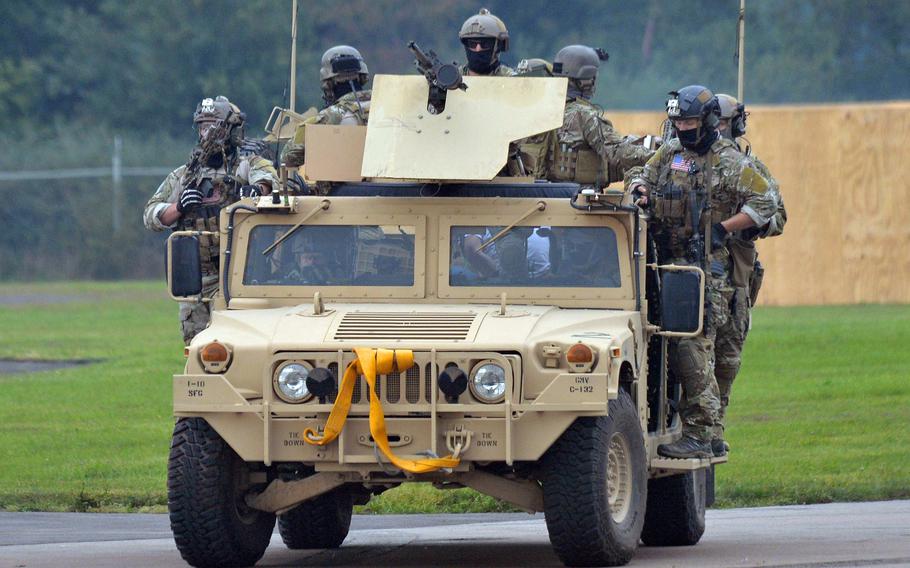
[{"left": 740, "top": 166, "right": 769, "bottom": 195}]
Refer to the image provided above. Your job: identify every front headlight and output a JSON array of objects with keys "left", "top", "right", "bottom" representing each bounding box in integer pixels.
[
  {"left": 470, "top": 362, "right": 506, "bottom": 403},
  {"left": 274, "top": 362, "right": 312, "bottom": 403}
]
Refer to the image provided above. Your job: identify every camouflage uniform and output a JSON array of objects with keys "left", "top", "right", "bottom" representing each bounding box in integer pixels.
[
  {"left": 550, "top": 98, "right": 653, "bottom": 186},
  {"left": 630, "top": 137, "right": 777, "bottom": 444},
  {"left": 282, "top": 90, "right": 371, "bottom": 168},
  {"left": 518, "top": 45, "right": 652, "bottom": 185},
  {"left": 460, "top": 63, "right": 515, "bottom": 77},
  {"left": 712, "top": 150, "right": 787, "bottom": 441},
  {"left": 143, "top": 157, "right": 278, "bottom": 344}
]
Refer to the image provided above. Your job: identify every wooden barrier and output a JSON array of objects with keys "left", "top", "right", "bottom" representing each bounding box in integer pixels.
[{"left": 608, "top": 101, "right": 910, "bottom": 306}]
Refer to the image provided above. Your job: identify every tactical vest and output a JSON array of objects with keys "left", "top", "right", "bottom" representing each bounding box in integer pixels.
[
  {"left": 550, "top": 141, "right": 601, "bottom": 184},
  {"left": 651, "top": 139, "right": 739, "bottom": 262},
  {"left": 548, "top": 100, "right": 603, "bottom": 185},
  {"left": 516, "top": 131, "right": 553, "bottom": 178},
  {"left": 177, "top": 171, "right": 240, "bottom": 277}
]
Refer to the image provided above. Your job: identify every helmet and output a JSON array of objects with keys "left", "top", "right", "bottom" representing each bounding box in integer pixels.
[
  {"left": 666, "top": 85, "right": 720, "bottom": 129},
  {"left": 515, "top": 58, "right": 553, "bottom": 77},
  {"left": 716, "top": 93, "right": 747, "bottom": 139},
  {"left": 193, "top": 95, "right": 243, "bottom": 125},
  {"left": 319, "top": 45, "right": 369, "bottom": 82},
  {"left": 553, "top": 45, "right": 608, "bottom": 99},
  {"left": 192, "top": 95, "right": 245, "bottom": 148},
  {"left": 666, "top": 85, "right": 720, "bottom": 153},
  {"left": 459, "top": 8, "right": 510, "bottom": 52},
  {"left": 319, "top": 45, "right": 369, "bottom": 104},
  {"left": 553, "top": 45, "right": 608, "bottom": 80}
]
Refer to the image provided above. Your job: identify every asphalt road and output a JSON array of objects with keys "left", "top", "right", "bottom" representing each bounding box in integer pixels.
[{"left": 1, "top": 501, "right": 909, "bottom": 568}]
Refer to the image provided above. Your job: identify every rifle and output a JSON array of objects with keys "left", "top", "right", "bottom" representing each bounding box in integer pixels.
[
  {"left": 686, "top": 180, "right": 708, "bottom": 270},
  {"left": 408, "top": 41, "right": 467, "bottom": 114},
  {"left": 182, "top": 120, "right": 232, "bottom": 194}
]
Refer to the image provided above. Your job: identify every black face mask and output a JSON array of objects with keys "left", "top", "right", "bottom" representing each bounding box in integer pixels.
[
  {"left": 465, "top": 48, "right": 498, "bottom": 74},
  {"left": 677, "top": 126, "right": 718, "bottom": 155},
  {"left": 331, "top": 81, "right": 358, "bottom": 103}
]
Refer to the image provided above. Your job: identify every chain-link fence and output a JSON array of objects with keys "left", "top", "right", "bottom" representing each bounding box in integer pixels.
[{"left": 0, "top": 137, "right": 174, "bottom": 280}]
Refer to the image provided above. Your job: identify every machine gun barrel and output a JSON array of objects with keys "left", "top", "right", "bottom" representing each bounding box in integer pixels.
[{"left": 408, "top": 41, "right": 467, "bottom": 92}]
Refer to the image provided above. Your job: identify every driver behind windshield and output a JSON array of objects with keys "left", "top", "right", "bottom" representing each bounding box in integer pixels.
[{"left": 276, "top": 236, "right": 334, "bottom": 284}]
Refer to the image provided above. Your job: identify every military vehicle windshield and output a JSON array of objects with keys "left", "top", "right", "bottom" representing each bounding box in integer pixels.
[
  {"left": 449, "top": 225, "right": 621, "bottom": 288},
  {"left": 243, "top": 224, "right": 416, "bottom": 287}
]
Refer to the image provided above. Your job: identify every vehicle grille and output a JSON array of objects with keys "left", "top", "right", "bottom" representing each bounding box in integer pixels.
[
  {"left": 351, "top": 362, "right": 436, "bottom": 404},
  {"left": 279, "top": 351, "right": 516, "bottom": 408},
  {"left": 333, "top": 312, "right": 477, "bottom": 341}
]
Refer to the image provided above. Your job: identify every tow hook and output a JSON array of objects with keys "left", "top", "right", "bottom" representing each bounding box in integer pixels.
[{"left": 445, "top": 425, "right": 473, "bottom": 458}]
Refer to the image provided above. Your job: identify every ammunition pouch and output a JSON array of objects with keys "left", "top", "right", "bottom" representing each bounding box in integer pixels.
[
  {"left": 749, "top": 259, "right": 765, "bottom": 306},
  {"left": 517, "top": 135, "right": 551, "bottom": 178},
  {"left": 178, "top": 206, "right": 221, "bottom": 276},
  {"left": 551, "top": 142, "right": 601, "bottom": 184},
  {"left": 652, "top": 183, "right": 688, "bottom": 221},
  {"left": 728, "top": 238, "right": 757, "bottom": 288},
  {"left": 177, "top": 173, "right": 238, "bottom": 277}
]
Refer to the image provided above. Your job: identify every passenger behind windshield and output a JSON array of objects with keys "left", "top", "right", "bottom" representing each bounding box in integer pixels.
[
  {"left": 243, "top": 225, "right": 416, "bottom": 287},
  {"left": 450, "top": 225, "right": 621, "bottom": 288}
]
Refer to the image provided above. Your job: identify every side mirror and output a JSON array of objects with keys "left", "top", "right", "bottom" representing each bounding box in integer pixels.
[
  {"left": 656, "top": 265, "right": 705, "bottom": 337},
  {"left": 167, "top": 233, "right": 203, "bottom": 299}
]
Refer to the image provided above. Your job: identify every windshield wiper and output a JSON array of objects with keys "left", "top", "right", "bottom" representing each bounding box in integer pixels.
[
  {"left": 478, "top": 201, "right": 547, "bottom": 252},
  {"left": 262, "top": 199, "right": 331, "bottom": 256}
]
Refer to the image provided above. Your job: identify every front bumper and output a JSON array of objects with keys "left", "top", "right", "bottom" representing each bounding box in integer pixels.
[{"left": 174, "top": 350, "right": 617, "bottom": 469}]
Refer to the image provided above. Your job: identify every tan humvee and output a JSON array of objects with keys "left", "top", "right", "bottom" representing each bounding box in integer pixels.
[{"left": 165, "top": 74, "right": 726, "bottom": 568}]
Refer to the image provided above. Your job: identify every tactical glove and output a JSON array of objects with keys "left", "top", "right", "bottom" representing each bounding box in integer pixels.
[
  {"left": 177, "top": 187, "right": 204, "bottom": 213},
  {"left": 711, "top": 222, "right": 728, "bottom": 250},
  {"left": 239, "top": 184, "right": 261, "bottom": 198}
]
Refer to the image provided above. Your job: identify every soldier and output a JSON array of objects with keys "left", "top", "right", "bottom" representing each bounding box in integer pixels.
[
  {"left": 144, "top": 96, "right": 278, "bottom": 345},
  {"left": 519, "top": 45, "right": 653, "bottom": 186},
  {"left": 710, "top": 93, "right": 787, "bottom": 455},
  {"left": 283, "top": 46, "right": 371, "bottom": 168},
  {"left": 459, "top": 8, "right": 514, "bottom": 77},
  {"left": 629, "top": 85, "right": 778, "bottom": 459}
]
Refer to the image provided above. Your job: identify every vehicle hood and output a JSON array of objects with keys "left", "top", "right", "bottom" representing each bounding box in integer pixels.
[{"left": 201, "top": 303, "right": 638, "bottom": 354}]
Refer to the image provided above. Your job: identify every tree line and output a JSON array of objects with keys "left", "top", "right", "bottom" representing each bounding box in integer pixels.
[
  {"left": 3, "top": 0, "right": 908, "bottom": 137},
  {"left": 1, "top": 0, "right": 908, "bottom": 280}
]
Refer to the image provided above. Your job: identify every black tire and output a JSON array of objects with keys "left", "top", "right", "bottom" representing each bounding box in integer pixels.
[
  {"left": 640, "top": 469, "right": 706, "bottom": 546},
  {"left": 541, "top": 391, "right": 647, "bottom": 567},
  {"left": 168, "top": 418, "right": 276, "bottom": 568},
  {"left": 278, "top": 489, "right": 353, "bottom": 549}
]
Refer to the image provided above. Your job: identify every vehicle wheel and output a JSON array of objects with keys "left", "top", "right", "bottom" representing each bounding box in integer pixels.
[
  {"left": 168, "top": 418, "right": 276, "bottom": 568},
  {"left": 278, "top": 489, "right": 353, "bottom": 549},
  {"left": 541, "top": 391, "right": 647, "bottom": 566},
  {"left": 640, "top": 469, "right": 706, "bottom": 546}
]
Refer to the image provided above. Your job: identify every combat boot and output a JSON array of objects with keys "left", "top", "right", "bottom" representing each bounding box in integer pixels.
[
  {"left": 711, "top": 438, "right": 729, "bottom": 457},
  {"left": 657, "top": 435, "right": 712, "bottom": 459}
]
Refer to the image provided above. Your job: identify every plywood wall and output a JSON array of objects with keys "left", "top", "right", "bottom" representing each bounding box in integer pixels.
[{"left": 608, "top": 102, "right": 910, "bottom": 306}]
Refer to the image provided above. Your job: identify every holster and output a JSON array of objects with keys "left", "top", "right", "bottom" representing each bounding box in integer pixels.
[
  {"left": 749, "top": 260, "right": 765, "bottom": 306},
  {"left": 729, "top": 238, "right": 757, "bottom": 288}
]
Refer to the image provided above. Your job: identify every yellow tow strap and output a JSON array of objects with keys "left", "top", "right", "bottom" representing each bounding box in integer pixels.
[{"left": 303, "top": 348, "right": 461, "bottom": 474}]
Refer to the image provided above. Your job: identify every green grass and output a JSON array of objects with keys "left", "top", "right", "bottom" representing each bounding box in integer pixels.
[
  {"left": 717, "top": 304, "right": 910, "bottom": 507},
  {"left": 0, "top": 282, "right": 907, "bottom": 512}
]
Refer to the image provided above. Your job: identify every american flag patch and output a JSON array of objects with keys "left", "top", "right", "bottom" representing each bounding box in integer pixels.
[{"left": 671, "top": 154, "right": 694, "bottom": 173}]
